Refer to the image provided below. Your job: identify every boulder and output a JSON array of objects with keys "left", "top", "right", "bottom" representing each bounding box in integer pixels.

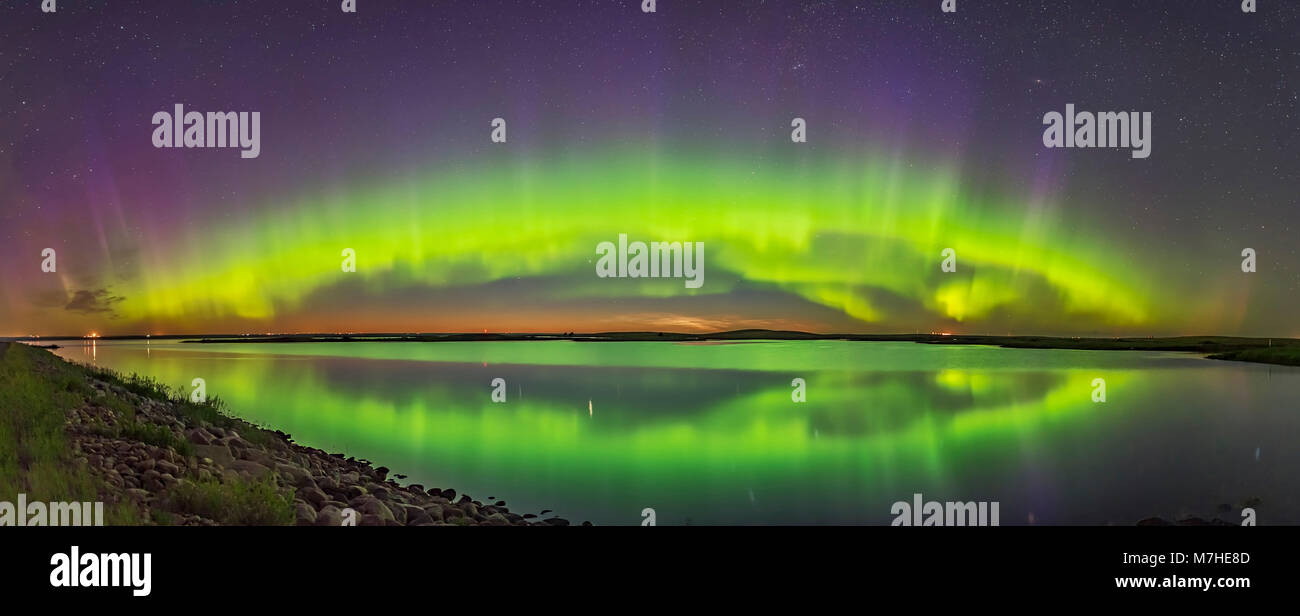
[
  {"left": 227, "top": 460, "right": 271, "bottom": 478},
  {"left": 185, "top": 428, "right": 213, "bottom": 445},
  {"left": 356, "top": 497, "right": 395, "bottom": 522},
  {"left": 315, "top": 505, "right": 343, "bottom": 526},
  {"left": 296, "top": 486, "right": 328, "bottom": 508},
  {"left": 421, "top": 503, "right": 445, "bottom": 522},
  {"left": 193, "top": 444, "right": 235, "bottom": 468},
  {"left": 294, "top": 502, "right": 317, "bottom": 526}
]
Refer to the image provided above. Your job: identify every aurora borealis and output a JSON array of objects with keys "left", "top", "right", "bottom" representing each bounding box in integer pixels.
[{"left": 2, "top": 1, "right": 1297, "bottom": 337}]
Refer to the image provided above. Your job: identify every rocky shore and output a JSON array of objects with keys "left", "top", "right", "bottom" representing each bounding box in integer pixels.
[{"left": 59, "top": 359, "right": 583, "bottom": 526}]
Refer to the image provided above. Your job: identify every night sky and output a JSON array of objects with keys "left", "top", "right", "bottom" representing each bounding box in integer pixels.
[{"left": 1, "top": 0, "right": 1296, "bottom": 337}]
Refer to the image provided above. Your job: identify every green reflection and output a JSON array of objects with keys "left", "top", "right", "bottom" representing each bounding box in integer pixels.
[{"left": 53, "top": 340, "right": 1297, "bottom": 524}]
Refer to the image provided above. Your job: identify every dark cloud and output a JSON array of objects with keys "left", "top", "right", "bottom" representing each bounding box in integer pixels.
[{"left": 65, "top": 288, "right": 124, "bottom": 316}]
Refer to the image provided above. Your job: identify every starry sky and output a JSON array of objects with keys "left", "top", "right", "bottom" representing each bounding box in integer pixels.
[{"left": 1, "top": 0, "right": 1297, "bottom": 337}]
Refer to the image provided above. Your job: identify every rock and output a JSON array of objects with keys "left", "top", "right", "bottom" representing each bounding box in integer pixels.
[
  {"left": 356, "top": 498, "right": 395, "bottom": 522},
  {"left": 373, "top": 466, "right": 389, "bottom": 481},
  {"left": 315, "top": 505, "right": 342, "bottom": 526},
  {"left": 186, "top": 428, "right": 213, "bottom": 445},
  {"left": 408, "top": 512, "right": 435, "bottom": 526},
  {"left": 386, "top": 502, "right": 407, "bottom": 524},
  {"left": 440, "top": 489, "right": 456, "bottom": 502},
  {"left": 543, "top": 517, "right": 570, "bottom": 526},
  {"left": 494, "top": 500, "right": 506, "bottom": 507},
  {"left": 238, "top": 447, "right": 274, "bottom": 466},
  {"left": 359, "top": 513, "right": 385, "bottom": 526},
  {"left": 276, "top": 463, "right": 315, "bottom": 488},
  {"left": 227, "top": 460, "right": 271, "bottom": 478},
  {"left": 441, "top": 506, "right": 464, "bottom": 520},
  {"left": 421, "top": 503, "right": 445, "bottom": 522},
  {"left": 294, "top": 502, "right": 317, "bottom": 526},
  {"left": 296, "top": 486, "right": 328, "bottom": 508},
  {"left": 398, "top": 504, "right": 424, "bottom": 522},
  {"left": 193, "top": 444, "right": 235, "bottom": 467},
  {"left": 343, "top": 493, "right": 392, "bottom": 522},
  {"left": 344, "top": 485, "right": 367, "bottom": 500}
]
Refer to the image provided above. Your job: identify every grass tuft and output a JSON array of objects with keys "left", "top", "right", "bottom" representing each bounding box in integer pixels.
[{"left": 164, "top": 476, "right": 294, "bottom": 525}]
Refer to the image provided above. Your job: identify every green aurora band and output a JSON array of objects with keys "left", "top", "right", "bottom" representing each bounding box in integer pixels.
[{"left": 91, "top": 145, "right": 1171, "bottom": 334}]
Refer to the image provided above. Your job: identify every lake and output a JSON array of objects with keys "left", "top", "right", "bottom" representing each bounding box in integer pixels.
[{"left": 51, "top": 339, "right": 1300, "bottom": 525}]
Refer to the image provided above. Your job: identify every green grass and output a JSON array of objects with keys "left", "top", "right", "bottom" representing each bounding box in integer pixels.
[
  {"left": 88, "top": 367, "right": 275, "bottom": 447},
  {"left": 163, "top": 475, "right": 294, "bottom": 525},
  {"left": 0, "top": 343, "right": 140, "bottom": 524},
  {"left": 116, "top": 422, "right": 195, "bottom": 458}
]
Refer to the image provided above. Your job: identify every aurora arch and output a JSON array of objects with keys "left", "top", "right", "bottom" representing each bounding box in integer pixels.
[{"left": 66, "top": 143, "right": 1161, "bottom": 335}]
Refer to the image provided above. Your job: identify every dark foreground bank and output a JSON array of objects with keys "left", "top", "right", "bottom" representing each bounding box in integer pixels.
[{"left": 0, "top": 342, "right": 580, "bottom": 526}]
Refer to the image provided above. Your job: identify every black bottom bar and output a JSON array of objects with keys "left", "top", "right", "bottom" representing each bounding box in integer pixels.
[{"left": 1, "top": 526, "right": 1282, "bottom": 604}]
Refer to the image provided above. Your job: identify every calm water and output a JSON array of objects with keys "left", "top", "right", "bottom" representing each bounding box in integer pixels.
[{"left": 50, "top": 339, "right": 1300, "bottom": 525}]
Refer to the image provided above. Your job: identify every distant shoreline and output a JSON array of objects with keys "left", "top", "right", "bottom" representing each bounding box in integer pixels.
[{"left": 11, "top": 329, "right": 1300, "bottom": 366}]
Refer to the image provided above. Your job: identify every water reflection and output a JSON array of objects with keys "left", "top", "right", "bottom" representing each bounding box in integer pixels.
[{"left": 50, "top": 340, "right": 1300, "bottom": 525}]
